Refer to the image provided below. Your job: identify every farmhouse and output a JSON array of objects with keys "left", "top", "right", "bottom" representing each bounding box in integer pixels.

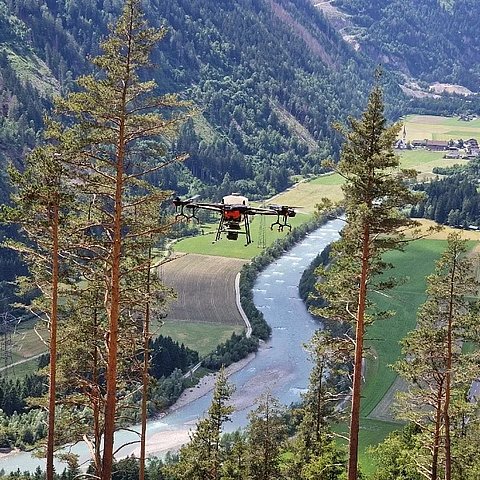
[
  {"left": 465, "top": 138, "right": 479, "bottom": 156},
  {"left": 411, "top": 139, "right": 449, "bottom": 151},
  {"left": 412, "top": 139, "right": 427, "bottom": 148},
  {"left": 425, "top": 140, "right": 449, "bottom": 151}
]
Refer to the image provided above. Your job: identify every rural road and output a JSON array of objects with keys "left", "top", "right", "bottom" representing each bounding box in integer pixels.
[{"left": 0, "top": 352, "right": 46, "bottom": 373}]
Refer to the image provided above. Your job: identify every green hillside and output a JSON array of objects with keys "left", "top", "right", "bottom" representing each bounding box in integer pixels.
[
  {"left": 0, "top": 0, "right": 381, "bottom": 196},
  {"left": 331, "top": 0, "right": 480, "bottom": 90}
]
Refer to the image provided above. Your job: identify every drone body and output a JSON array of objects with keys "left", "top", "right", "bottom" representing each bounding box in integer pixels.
[{"left": 173, "top": 193, "right": 296, "bottom": 245}]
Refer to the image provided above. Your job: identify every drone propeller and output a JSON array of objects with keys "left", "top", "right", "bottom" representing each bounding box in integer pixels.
[
  {"left": 173, "top": 194, "right": 200, "bottom": 206},
  {"left": 173, "top": 194, "right": 201, "bottom": 221},
  {"left": 268, "top": 203, "right": 302, "bottom": 210}
]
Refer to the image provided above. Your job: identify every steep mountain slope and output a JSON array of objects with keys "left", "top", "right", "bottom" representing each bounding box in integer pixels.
[
  {"left": 0, "top": 0, "right": 390, "bottom": 313},
  {"left": 326, "top": 0, "right": 480, "bottom": 91},
  {"left": 0, "top": 0, "right": 396, "bottom": 198},
  {"left": 3, "top": 0, "right": 480, "bottom": 199}
]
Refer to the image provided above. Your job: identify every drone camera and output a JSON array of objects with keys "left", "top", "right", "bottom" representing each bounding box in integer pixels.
[{"left": 226, "top": 222, "right": 241, "bottom": 240}]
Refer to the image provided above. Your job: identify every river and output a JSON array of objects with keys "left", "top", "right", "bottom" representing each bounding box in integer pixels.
[{"left": 0, "top": 218, "right": 342, "bottom": 474}]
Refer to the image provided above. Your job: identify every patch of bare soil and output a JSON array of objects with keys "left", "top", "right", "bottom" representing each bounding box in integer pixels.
[
  {"left": 430, "top": 82, "right": 475, "bottom": 96},
  {"left": 161, "top": 254, "right": 248, "bottom": 326},
  {"left": 400, "top": 84, "right": 440, "bottom": 99}
]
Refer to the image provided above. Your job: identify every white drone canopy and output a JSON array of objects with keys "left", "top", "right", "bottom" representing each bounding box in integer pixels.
[{"left": 222, "top": 193, "right": 249, "bottom": 206}]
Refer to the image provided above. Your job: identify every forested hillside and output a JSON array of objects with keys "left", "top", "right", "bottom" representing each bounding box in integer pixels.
[
  {"left": 330, "top": 0, "right": 480, "bottom": 90},
  {"left": 411, "top": 158, "right": 480, "bottom": 226},
  {"left": 3, "top": 0, "right": 480, "bottom": 199},
  {"left": 0, "top": 0, "right": 399, "bottom": 199},
  {"left": 2, "top": 0, "right": 480, "bottom": 313}
]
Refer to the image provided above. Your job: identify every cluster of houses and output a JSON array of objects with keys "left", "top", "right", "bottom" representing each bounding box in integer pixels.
[{"left": 395, "top": 137, "right": 480, "bottom": 159}]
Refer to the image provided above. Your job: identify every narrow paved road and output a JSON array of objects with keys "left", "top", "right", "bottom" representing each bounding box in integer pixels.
[{"left": 0, "top": 352, "right": 46, "bottom": 373}]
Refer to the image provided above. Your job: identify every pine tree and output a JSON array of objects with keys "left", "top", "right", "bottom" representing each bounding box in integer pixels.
[
  {"left": 245, "top": 393, "right": 287, "bottom": 480},
  {"left": 394, "top": 233, "right": 480, "bottom": 480},
  {"left": 298, "top": 331, "right": 350, "bottom": 460},
  {"left": 2, "top": 146, "right": 72, "bottom": 480},
  {"left": 43, "top": 0, "right": 189, "bottom": 476},
  {"left": 316, "top": 75, "right": 420, "bottom": 480},
  {"left": 171, "top": 367, "right": 235, "bottom": 480}
]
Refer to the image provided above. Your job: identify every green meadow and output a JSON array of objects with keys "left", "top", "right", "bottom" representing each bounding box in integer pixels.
[
  {"left": 362, "top": 239, "right": 449, "bottom": 418},
  {"left": 402, "top": 114, "right": 480, "bottom": 141},
  {"left": 173, "top": 212, "right": 312, "bottom": 259},
  {"left": 156, "top": 320, "right": 243, "bottom": 357}
]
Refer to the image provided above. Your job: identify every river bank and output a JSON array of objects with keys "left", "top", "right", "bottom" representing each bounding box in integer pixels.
[
  {"left": 133, "top": 345, "right": 268, "bottom": 458},
  {"left": 167, "top": 348, "right": 259, "bottom": 415}
]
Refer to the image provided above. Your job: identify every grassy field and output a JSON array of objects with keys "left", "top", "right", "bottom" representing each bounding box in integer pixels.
[
  {"left": 173, "top": 212, "right": 312, "bottom": 259},
  {"left": 332, "top": 241, "right": 448, "bottom": 474},
  {"left": 157, "top": 320, "right": 243, "bottom": 357},
  {"left": 266, "top": 173, "right": 344, "bottom": 214},
  {"left": 399, "top": 149, "right": 468, "bottom": 180},
  {"left": 362, "top": 239, "right": 449, "bottom": 418},
  {"left": 335, "top": 418, "right": 401, "bottom": 477},
  {"left": 402, "top": 114, "right": 480, "bottom": 141}
]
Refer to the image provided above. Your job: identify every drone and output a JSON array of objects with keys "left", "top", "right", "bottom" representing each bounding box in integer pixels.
[{"left": 173, "top": 193, "right": 297, "bottom": 245}]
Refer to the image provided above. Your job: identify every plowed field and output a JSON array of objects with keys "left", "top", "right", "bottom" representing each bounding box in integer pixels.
[{"left": 161, "top": 254, "right": 248, "bottom": 326}]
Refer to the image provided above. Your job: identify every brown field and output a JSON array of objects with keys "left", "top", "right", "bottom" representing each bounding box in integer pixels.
[
  {"left": 409, "top": 219, "right": 480, "bottom": 241},
  {"left": 160, "top": 254, "right": 248, "bottom": 326}
]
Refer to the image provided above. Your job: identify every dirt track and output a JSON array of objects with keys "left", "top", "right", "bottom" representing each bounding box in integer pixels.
[{"left": 160, "top": 254, "right": 248, "bottom": 326}]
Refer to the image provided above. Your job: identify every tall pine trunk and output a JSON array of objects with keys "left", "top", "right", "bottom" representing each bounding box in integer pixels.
[
  {"left": 347, "top": 222, "right": 370, "bottom": 480},
  {"left": 432, "top": 387, "right": 444, "bottom": 480},
  {"left": 93, "top": 305, "right": 102, "bottom": 475},
  {"left": 102, "top": 117, "right": 126, "bottom": 479},
  {"left": 139, "top": 245, "right": 152, "bottom": 480},
  {"left": 46, "top": 201, "right": 59, "bottom": 480},
  {"left": 443, "top": 247, "right": 457, "bottom": 480}
]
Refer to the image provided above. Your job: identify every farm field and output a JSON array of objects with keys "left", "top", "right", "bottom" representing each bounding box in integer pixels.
[
  {"left": 1, "top": 254, "right": 248, "bottom": 376},
  {"left": 159, "top": 253, "right": 248, "bottom": 352},
  {"left": 3, "top": 318, "right": 47, "bottom": 365},
  {"left": 266, "top": 173, "right": 344, "bottom": 214},
  {"left": 408, "top": 218, "right": 480, "bottom": 241},
  {"left": 399, "top": 149, "right": 468, "bottom": 180},
  {"left": 402, "top": 114, "right": 480, "bottom": 141}
]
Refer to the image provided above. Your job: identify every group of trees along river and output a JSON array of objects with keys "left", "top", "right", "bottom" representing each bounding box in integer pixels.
[{"left": 0, "top": 0, "right": 480, "bottom": 479}]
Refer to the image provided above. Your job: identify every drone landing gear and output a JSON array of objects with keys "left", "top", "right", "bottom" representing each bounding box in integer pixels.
[
  {"left": 270, "top": 213, "right": 292, "bottom": 232},
  {"left": 214, "top": 214, "right": 253, "bottom": 246},
  {"left": 173, "top": 197, "right": 199, "bottom": 222}
]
